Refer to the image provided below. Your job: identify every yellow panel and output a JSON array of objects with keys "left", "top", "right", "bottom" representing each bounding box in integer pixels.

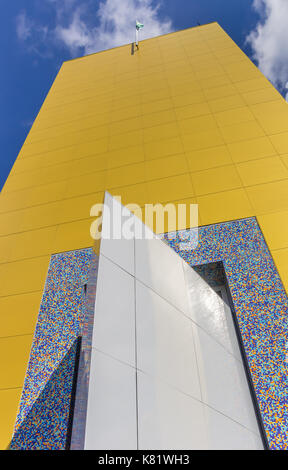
[
  {"left": 207, "top": 38, "right": 235, "bottom": 51},
  {"left": 250, "top": 100, "right": 288, "bottom": 134},
  {"left": 57, "top": 192, "right": 104, "bottom": 224},
  {"left": 18, "top": 136, "right": 75, "bottom": 158},
  {"left": 172, "top": 91, "right": 206, "bottom": 107},
  {"left": 142, "top": 109, "right": 176, "bottom": 128},
  {"left": 147, "top": 174, "right": 194, "bottom": 204},
  {"left": 227, "top": 136, "right": 277, "bottom": 163},
  {"left": 258, "top": 211, "right": 288, "bottom": 251},
  {"left": 175, "top": 102, "right": 211, "bottom": 120},
  {"left": 0, "top": 202, "right": 58, "bottom": 237},
  {"left": 0, "top": 292, "right": 41, "bottom": 337},
  {"left": 112, "top": 105, "right": 140, "bottom": 121},
  {"left": 247, "top": 180, "right": 288, "bottom": 214},
  {"left": 182, "top": 129, "right": 224, "bottom": 152},
  {"left": 169, "top": 81, "right": 200, "bottom": 97},
  {"left": 187, "top": 146, "right": 233, "bottom": 172},
  {"left": 110, "top": 116, "right": 142, "bottom": 135},
  {"left": 167, "top": 197, "right": 198, "bottom": 231},
  {"left": 0, "top": 256, "right": 50, "bottom": 297},
  {"left": 11, "top": 141, "right": 108, "bottom": 176},
  {"left": 220, "top": 120, "right": 265, "bottom": 143},
  {"left": 197, "top": 188, "right": 254, "bottom": 225},
  {"left": 203, "top": 83, "right": 238, "bottom": 101},
  {"left": 237, "top": 156, "right": 288, "bottom": 186},
  {"left": 107, "top": 145, "right": 145, "bottom": 168},
  {"left": 9, "top": 150, "right": 107, "bottom": 186},
  {"left": 213, "top": 106, "right": 255, "bottom": 127},
  {"left": 72, "top": 137, "right": 108, "bottom": 159},
  {"left": 250, "top": 100, "right": 288, "bottom": 118},
  {"left": 191, "top": 165, "right": 242, "bottom": 196},
  {"left": 144, "top": 136, "right": 183, "bottom": 160},
  {"left": 2, "top": 202, "right": 60, "bottom": 236},
  {"left": 110, "top": 183, "right": 149, "bottom": 207},
  {"left": 282, "top": 154, "right": 288, "bottom": 169},
  {"left": 272, "top": 249, "right": 288, "bottom": 289},
  {"left": 269, "top": 132, "right": 288, "bottom": 154},
  {"left": 195, "top": 64, "right": 224, "bottom": 80},
  {"left": 75, "top": 125, "right": 110, "bottom": 143},
  {"left": 109, "top": 130, "right": 142, "bottom": 151},
  {"left": 143, "top": 122, "right": 180, "bottom": 143},
  {"left": 144, "top": 196, "right": 198, "bottom": 234},
  {"left": 0, "top": 335, "right": 33, "bottom": 388},
  {"left": 0, "top": 234, "right": 13, "bottom": 264},
  {"left": 218, "top": 54, "right": 250, "bottom": 67},
  {"left": 66, "top": 171, "right": 107, "bottom": 198},
  {"left": 2, "top": 169, "right": 45, "bottom": 193},
  {"left": 208, "top": 94, "right": 246, "bottom": 113},
  {"left": 107, "top": 163, "right": 145, "bottom": 188},
  {"left": 19, "top": 126, "right": 109, "bottom": 157},
  {"left": 242, "top": 87, "right": 281, "bottom": 105},
  {"left": 213, "top": 45, "right": 239, "bottom": 59},
  {"left": 142, "top": 98, "right": 173, "bottom": 114},
  {"left": 178, "top": 115, "right": 217, "bottom": 135},
  {"left": 3, "top": 157, "right": 101, "bottom": 193},
  {"left": 0, "top": 212, "right": 22, "bottom": 238},
  {"left": 225, "top": 63, "right": 261, "bottom": 82},
  {"left": 141, "top": 87, "right": 170, "bottom": 104},
  {"left": 53, "top": 218, "right": 94, "bottom": 253},
  {"left": 0, "top": 181, "right": 67, "bottom": 214},
  {"left": 198, "top": 74, "right": 231, "bottom": 90},
  {"left": 0, "top": 389, "right": 22, "bottom": 450},
  {"left": 145, "top": 154, "right": 188, "bottom": 180},
  {"left": 9, "top": 226, "right": 57, "bottom": 262}
]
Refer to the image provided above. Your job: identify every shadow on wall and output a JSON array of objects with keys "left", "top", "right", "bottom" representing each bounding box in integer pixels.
[
  {"left": 9, "top": 338, "right": 80, "bottom": 451},
  {"left": 193, "top": 261, "right": 226, "bottom": 293}
]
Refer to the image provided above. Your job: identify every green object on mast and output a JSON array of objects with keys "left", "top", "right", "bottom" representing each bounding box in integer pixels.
[{"left": 136, "top": 21, "right": 144, "bottom": 30}]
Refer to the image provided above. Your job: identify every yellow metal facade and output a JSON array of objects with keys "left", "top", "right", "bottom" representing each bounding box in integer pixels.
[{"left": 1, "top": 22, "right": 288, "bottom": 448}]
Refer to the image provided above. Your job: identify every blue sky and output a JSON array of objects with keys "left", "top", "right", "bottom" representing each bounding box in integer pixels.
[{"left": 1, "top": 0, "right": 288, "bottom": 190}]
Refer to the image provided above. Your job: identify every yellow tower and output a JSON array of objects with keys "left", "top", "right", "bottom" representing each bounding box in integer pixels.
[{"left": 1, "top": 22, "right": 288, "bottom": 449}]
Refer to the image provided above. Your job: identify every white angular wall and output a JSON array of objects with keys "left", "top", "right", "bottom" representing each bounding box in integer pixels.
[{"left": 84, "top": 192, "right": 263, "bottom": 450}]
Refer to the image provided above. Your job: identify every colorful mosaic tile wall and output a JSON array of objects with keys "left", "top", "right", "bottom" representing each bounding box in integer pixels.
[
  {"left": 70, "top": 250, "right": 99, "bottom": 450},
  {"left": 164, "top": 217, "right": 288, "bottom": 450},
  {"left": 11, "top": 248, "right": 93, "bottom": 450}
]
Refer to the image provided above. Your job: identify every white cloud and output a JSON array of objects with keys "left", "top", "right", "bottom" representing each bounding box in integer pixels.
[
  {"left": 247, "top": 0, "right": 288, "bottom": 91},
  {"left": 55, "top": 0, "right": 173, "bottom": 55},
  {"left": 285, "top": 82, "right": 288, "bottom": 102},
  {"left": 16, "top": 12, "right": 32, "bottom": 41},
  {"left": 16, "top": 9, "right": 52, "bottom": 58},
  {"left": 16, "top": 0, "right": 173, "bottom": 59},
  {"left": 55, "top": 7, "right": 93, "bottom": 55}
]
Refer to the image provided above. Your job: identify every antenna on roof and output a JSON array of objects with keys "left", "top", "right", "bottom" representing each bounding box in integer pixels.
[{"left": 135, "top": 20, "right": 144, "bottom": 49}]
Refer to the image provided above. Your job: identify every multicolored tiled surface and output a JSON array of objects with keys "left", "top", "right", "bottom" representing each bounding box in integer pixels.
[
  {"left": 70, "top": 250, "right": 99, "bottom": 450},
  {"left": 165, "top": 217, "right": 288, "bottom": 450},
  {"left": 11, "top": 248, "right": 93, "bottom": 450},
  {"left": 10, "top": 339, "right": 80, "bottom": 450}
]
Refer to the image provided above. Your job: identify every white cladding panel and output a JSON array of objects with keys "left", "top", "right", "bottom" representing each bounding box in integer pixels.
[
  {"left": 91, "top": 254, "right": 135, "bottom": 367},
  {"left": 85, "top": 350, "right": 137, "bottom": 450},
  {"left": 84, "top": 192, "right": 263, "bottom": 450}
]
